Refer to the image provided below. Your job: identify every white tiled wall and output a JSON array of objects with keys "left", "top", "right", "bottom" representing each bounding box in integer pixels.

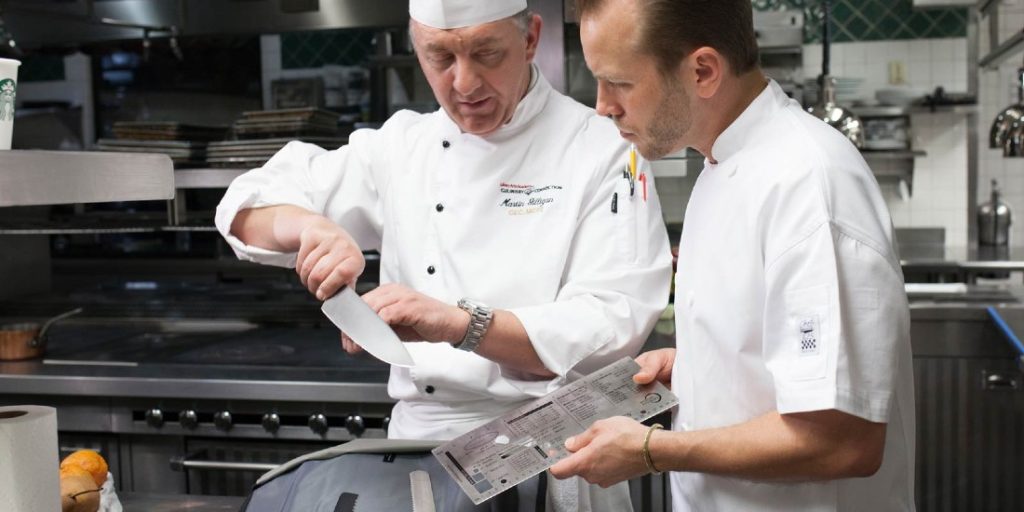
[{"left": 802, "top": 38, "right": 972, "bottom": 245}]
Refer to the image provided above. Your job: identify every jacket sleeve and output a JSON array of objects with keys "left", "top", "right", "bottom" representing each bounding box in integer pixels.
[
  {"left": 506, "top": 128, "right": 673, "bottom": 383},
  {"left": 762, "top": 221, "right": 908, "bottom": 423},
  {"left": 214, "top": 128, "right": 390, "bottom": 268}
]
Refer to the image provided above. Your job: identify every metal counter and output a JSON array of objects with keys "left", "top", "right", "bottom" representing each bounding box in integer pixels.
[
  {"left": 119, "top": 492, "right": 245, "bottom": 512},
  {"left": 901, "top": 244, "right": 1024, "bottom": 280},
  {"left": 0, "top": 360, "right": 391, "bottom": 402}
]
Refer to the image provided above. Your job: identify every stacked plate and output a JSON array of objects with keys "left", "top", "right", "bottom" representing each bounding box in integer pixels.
[
  {"left": 232, "top": 108, "right": 342, "bottom": 139},
  {"left": 94, "top": 139, "right": 208, "bottom": 167},
  {"left": 97, "top": 122, "right": 228, "bottom": 167},
  {"left": 111, "top": 121, "right": 228, "bottom": 142},
  {"left": 206, "top": 136, "right": 347, "bottom": 168}
]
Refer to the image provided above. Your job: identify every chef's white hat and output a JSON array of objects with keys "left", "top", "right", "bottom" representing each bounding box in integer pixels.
[{"left": 409, "top": 0, "right": 528, "bottom": 29}]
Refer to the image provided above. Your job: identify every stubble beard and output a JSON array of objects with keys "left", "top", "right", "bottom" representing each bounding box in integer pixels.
[{"left": 640, "top": 77, "right": 691, "bottom": 161}]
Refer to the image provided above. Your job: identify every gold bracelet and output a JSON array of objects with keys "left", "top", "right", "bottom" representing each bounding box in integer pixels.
[{"left": 642, "top": 423, "right": 664, "bottom": 475}]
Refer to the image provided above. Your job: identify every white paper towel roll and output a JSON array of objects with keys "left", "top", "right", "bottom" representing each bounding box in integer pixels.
[{"left": 0, "top": 405, "right": 60, "bottom": 512}]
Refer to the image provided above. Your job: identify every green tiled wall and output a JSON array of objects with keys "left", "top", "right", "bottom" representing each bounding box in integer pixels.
[
  {"left": 18, "top": 54, "right": 66, "bottom": 82},
  {"left": 281, "top": 30, "right": 375, "bottom": 69},
  {"left": 753, "top": 0, "right": 968, "bottom": 43},
  {"left": 279, "top": 1, "right": 969, "bottom": 69}
]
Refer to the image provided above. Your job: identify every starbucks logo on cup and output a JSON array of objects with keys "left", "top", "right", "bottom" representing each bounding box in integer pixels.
[{"left": 0, "top": 78, "right": 16, "bottom": 122}]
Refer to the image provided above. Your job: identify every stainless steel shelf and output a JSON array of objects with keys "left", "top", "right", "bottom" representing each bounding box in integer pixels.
[
  {"left": 852, "top": 104, "right": 978, "bottom": 117},
  {"left": 0, "top": 150, "right": 175, "bottom": 207},
  {"left": 174, "top": 168, "right": 248, "bottom": 189},
  {"left": 0, "top": 215, "right": 215, "bottom": 235}
]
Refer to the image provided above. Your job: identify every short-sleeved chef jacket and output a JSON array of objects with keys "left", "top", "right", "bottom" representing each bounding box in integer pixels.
[{"left": 670, "top": 80, "right": 915, "bottom": 511}]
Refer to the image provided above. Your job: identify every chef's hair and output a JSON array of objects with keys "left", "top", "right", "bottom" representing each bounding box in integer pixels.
[
  {"left": 576, "top": 0, "right": 759, "bottom": 77},
  {"left": 511, "top": 9, "right": 534, "bottom": 35}
]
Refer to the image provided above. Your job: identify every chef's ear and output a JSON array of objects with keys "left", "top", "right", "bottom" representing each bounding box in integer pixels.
[
  {"left": 689, "top": 47, "right": 725, "bottom": 100},
  {"left": 524, "top": 13, "right": 543, "bottom": 62}
]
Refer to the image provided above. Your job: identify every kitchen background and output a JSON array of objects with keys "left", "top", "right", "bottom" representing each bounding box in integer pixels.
[
  {"left": 3, "top": 0, "right": 1024, "bottom": 510},
  {"left": 13, "top": 0, "right": 1024, "bottom": 246}
]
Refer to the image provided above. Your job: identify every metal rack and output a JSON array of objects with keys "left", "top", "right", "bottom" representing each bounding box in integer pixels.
[{"left": 977, "top": 0, "right": 1024, "bottom": 70}]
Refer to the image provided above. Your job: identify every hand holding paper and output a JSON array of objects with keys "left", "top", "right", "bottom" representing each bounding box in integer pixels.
[{"left": 432, "top": 357, "right": 678, "bottom": 504}]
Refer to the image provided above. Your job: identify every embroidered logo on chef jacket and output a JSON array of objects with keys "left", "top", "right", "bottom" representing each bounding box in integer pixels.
[
  {"left": 498, "top": 182, "right": 563, "bottom": 216},
  {"left": 799, "top": 317, "right": 820, "bottom": 356}
]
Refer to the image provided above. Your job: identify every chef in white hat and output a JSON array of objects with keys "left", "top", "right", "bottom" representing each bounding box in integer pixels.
[{"left": 216, "top": 1, "right": 671, "bottom": 509}]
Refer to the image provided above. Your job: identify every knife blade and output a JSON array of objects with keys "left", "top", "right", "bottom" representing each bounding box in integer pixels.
[{"left": 321, "top": 287, "right": 415, "bottom": 367}]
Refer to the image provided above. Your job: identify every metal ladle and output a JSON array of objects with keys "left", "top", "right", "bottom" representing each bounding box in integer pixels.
[
  {"left": 807, "top": 0, "right": 864, "bottom": 148},
  {"left": 990, "top": 63, "right": 1024, "bottom": 153},
  {"left": 1005, "top": 117, "right": 1024, "bottom": 158}
]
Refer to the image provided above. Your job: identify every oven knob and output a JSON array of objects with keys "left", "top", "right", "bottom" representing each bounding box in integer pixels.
[
  {"left": 213, "top": 411, "right": 233, "bottom": 432},
  {"left": 261, "top": 412, "right": 281, "bottom": 434},
  {"left": 344, "top": 415, "right": 365, "bottom": 437},
  {"left": 145, "top": 408, "right": 164, "bottom": 428},
  {"left": 179, "top": 410, "right": 199, "bottom": 430},
  {"left": 308, "top": 413, "right": 328, "bottom": 435}
]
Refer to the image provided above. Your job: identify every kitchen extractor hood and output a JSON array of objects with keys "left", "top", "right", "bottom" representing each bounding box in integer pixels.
[{"left": 2, "top": 0, "right": 410, "bottom": 48}]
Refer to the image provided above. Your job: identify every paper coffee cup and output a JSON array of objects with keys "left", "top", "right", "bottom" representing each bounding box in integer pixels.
[{"left": 0, "top": 58, "right": 21, "bottom": 150}]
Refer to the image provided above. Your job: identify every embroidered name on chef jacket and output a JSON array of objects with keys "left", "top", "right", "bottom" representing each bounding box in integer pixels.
[
  {"left": 498, "top": 182, "right": 563, "bottom": 216},
  {"left": 799, "top": 317, "right": 820, "bottom": 356}
]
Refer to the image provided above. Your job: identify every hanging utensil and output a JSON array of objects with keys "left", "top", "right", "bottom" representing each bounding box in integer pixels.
[
  {"left": 807, "top": 0, "right": 864, "bottom": 148},
  {"left": 0, "top": 308, "right": 83, "bottom": 361},
  {"left": 1005, "top": 118, "right": 1024, "bottom": 158},
  {"left": 978, "top": 179, "right": 1013, "bottom": 246},
  {"left": 990, "top": 62, "right": 1024, "bottom": 151}
]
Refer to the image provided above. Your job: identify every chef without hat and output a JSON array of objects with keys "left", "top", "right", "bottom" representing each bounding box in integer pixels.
[{"left": 409, "top": 0, "right": 528, "bottom": 29}]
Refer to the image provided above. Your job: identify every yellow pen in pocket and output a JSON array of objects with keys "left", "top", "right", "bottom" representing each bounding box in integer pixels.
[{"left": 629, "top": 144, "right": 637, "bottom": 180}]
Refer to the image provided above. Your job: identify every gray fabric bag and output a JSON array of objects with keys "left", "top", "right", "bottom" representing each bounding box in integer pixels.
[{"left": 241, "top": 439, "right": 545, "bottom": 512}]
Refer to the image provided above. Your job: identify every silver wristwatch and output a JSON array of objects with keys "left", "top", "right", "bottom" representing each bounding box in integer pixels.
[{"left": 455, "top": 298, "right": 493, "bottom": 352}]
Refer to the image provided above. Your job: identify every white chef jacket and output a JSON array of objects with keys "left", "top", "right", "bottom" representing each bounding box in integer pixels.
[
  {"left": 216, "top": 69, "right": 672, "bottom": 440},
  {"left": 669, "top": 80, "right": 915, "bottom": 511}
]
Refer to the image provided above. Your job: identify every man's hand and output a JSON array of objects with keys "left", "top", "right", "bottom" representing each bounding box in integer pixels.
[
  {"left": 549, "top": 416, "right": 651, "bottom": 487},
  {"left": 295, "top": 217, "right": 365, "bottom": 300},
  {"left": 634, "top": 348, "right": 676, "bottom": 387},
  {"left": 340, "top": 332, "right": 364, "bottom": 355},
  {"left": 360, "top": 283, "right": 470, "bottom": 343}
]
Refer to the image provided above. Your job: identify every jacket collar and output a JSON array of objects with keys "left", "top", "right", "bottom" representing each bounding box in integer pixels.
[{"left": 708, "top": 79, "right": 783, "bottom": 165}]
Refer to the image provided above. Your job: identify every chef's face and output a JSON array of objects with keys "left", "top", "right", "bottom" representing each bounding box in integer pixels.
[
  {"left": 580, "top": 0, "right": 692, "bottom": 160},
  {"left": 411, "top": 15, "right": 541, "bottom": 136}
]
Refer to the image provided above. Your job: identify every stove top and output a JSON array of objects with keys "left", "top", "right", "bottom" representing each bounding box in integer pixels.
[{"left": 41, "top": 320, "right": 389, "bottom": 370}]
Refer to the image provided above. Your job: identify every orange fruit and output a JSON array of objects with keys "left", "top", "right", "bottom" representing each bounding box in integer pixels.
[
  {"left": 60, "top": 450, "right": 108, "bottom": 487},
  {"left": 59, "top": 465, "right": 91, "bottom": 479}
]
